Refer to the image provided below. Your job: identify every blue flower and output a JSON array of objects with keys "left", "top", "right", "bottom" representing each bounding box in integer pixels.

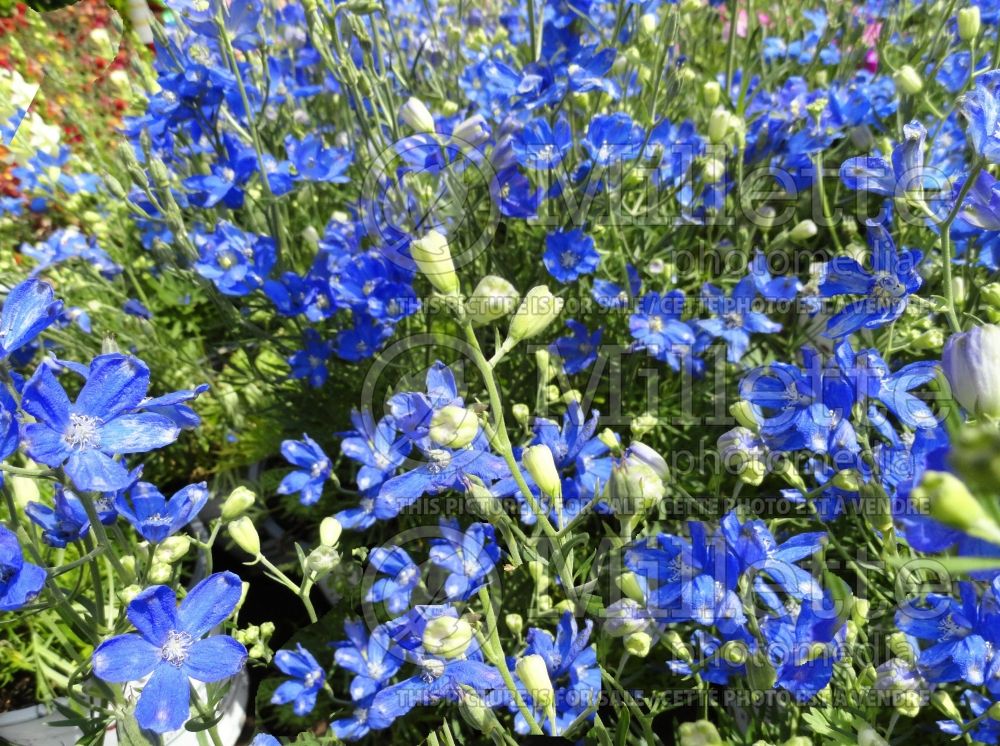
[
  {"left": 513, "top": 116, "right": 572, "bottom": 169},
  {"left": 285, "top": 134, "right": 352, "bottom": 183},
  {"left": 288, "top": 328, "right": 334, "bottom": 388},
  {"left": 141, "top": 384, "right": 210, "bottom": 430},
  {"left": 115, "top": 481, "right": 209, "bottom": 543},
  {"left": 960, "top": 71, "right": 1000, "bottom": 164},
  {"left": 762, "top": 593, "right": 848, "bottom": 702},
  {"left": 584, "top": 113, "right": 644, "bottom": 166},
  {"left": 840, "top": 121, "right": 932, "bottom": 196},
  {"left": 629, "top": 291, "right": 696, "bottom": 370},
  {"left": 25, "top": 486, "right": 91, "bottom": 548},
  {"left": 429, "top": 520, "right": 501, "bottom": 600},
  {"left": 339, "top": 409, "right": 410, "bottom": 494},
  {"left": 0, "top": 278, "right": 62, "bottom": 359},
  {"left": 272, "top": 644, "right": 325, "bottom": 716},
  {"left": 543, "top": 228, "right": 600, "bottom": 283},
  {"left": 193, "top": 222, "right": 276, "bottom": 297},
  {"left": 0, "top": 387, "right": 18, "bottom": 461},
  {"left": 91, "top": 572, "right": 247, "bottom": 734},
  {"left": 366, "top": 546, "right": 420, "bottom": 614},
  {"left": 592, "top": 263, "right": 640, "bottom": 308},
  {"left": 697, "top": 277, "right": 782, "bottom": 363},
  {"left": 0, "top": 524, "right": 46, "bottom": 611},
  {"left": 21, "top": 354, "right": 182, "bottom": 492},
  {"left": 819, "top": 221, "right": 922, "bottom": 338},
  {"left": 551, "top": 320, "right": 601, "bottom": 375},
  {"left": 333, "top": 620, "right": 403, "bottom": 701},
  {"left": 276, "top": 435, "right": 331, "bottom": 506},
  {"left": 938, "top": 691, "right": 1000, "bottom": 743}
]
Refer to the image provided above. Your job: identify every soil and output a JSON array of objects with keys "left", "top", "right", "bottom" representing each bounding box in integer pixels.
[{"left": 0, "top": 672, "right": 36, "bottom": 714}]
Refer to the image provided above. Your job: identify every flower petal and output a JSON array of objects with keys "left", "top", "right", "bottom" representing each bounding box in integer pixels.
[
  {"left": 99, "top": 413, "right": 180, "bottom": 454},
  {"left": 65, "top": 449, "right": 131, "bottom": 492},
  {"left": 135, "top": 663, "right": 190, "bottom": 734},
  {"left": 177, "top": 571, "right": 243, "bottom": 637},
  {"left": 21, "top": 364, "right": 71, "bottom": 427},
  {"left": 183, "top": 635, "right": 247, "bottom": 683},
  {"left": 92, "top": 634, "right": 160, "bottom": 682},
  {"left": 75, "top": 354, "right": 150, "bottom": 419}
]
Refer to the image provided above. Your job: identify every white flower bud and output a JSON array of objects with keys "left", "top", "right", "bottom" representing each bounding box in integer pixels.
[
  {"left": 422, "top": 616, "right": 473, "bottom": 659},
  {"left": 466, "top": 275, "right": 518, "bottom": 325},
  {"left": 515, "top": 654, "right": 554, "bottom": 708},
  {"left": 410, "top": 230, "right": 460, "bottom": 296},
  {"left": 522, "top": 444, "right": 561, "bottom": 498},
  {"left": 399, "top": 96, "right": 436, "bottom": 133},
  {"left": 505, "top": 286, "right": 564, "bottom": 345},
  {"left": 320, "top": 516, "right": 342, "bottom": 547},
  {"left": 228, "top": 516, "right": 261, "bottom": 556},
  {"left": 430, "top": 405, "right": 480, "bottom": 449}
]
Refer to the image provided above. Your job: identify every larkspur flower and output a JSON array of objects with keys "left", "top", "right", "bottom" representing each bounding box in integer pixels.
[
  {"left": 26, "top": 486, "right": 90, "bottom": 548},
  {"left": 697, "top": 276, "right": 782, "bottom": 363},
  {"left": 276, "top": 435, "right": 331, "bottom": 506},
  {"left": 272, "top": 644, "right": 325, "bottom": 716},
  {"left": 818, "top": 221, "right": 922, "bottom": 338},
  {"left": 0, "top": 524, "right": 46, "bottom": 612},
  {"left": 0, "top": 278, "right": 62, "bottom": 359},
  {"left": 543, "top": 228, "right": 600, "bottom": 283},
  {"left": 550, "top": 320, "right": 601, "bottom": 375},
  {"left": 20, "top": 354, "right": 182, "bottom": 492},
  {"left": 91, "top": 572, "right": 247, "bottom": 733},
  {"left": 333, "top": 620, "right": 403, "bottom": 702},
  {"left": 513, "top": 116, "right": 572, "bottom": 169},
  {"left": 339, "top": 409, "right": 410, "bottom": 494},
  {"left": 428, "top": 520, "right": 501, "bottom": 600},
  {"left": 629, "top": 291, "right": 696, "bottom": 370},
  {"left": 288, "top": 328, "right": 334, "bottom": 388},
  {"left": 366, "top": 546, "right": 421, "bottom": 614},
  {"left": 115, "top": 481, "right": 209, "bottom": 543}
]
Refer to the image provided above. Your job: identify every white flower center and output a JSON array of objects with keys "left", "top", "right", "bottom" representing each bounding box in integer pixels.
[
  {"left": 160, "top": 630, "right": 194, "bottom": 667},
  {"left": 65, "top": 413, "right": 101, "bottom": 450}
]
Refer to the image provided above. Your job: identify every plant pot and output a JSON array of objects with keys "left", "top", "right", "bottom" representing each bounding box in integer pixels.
[{"left": 0, "top": 671, "right": 249, "bottom": 746}]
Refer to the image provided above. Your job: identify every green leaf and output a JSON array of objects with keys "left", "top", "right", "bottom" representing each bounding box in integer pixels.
[
  {"left": 614, "top": 707, "right": 631, "bottom": 746},
  {"left": 116, "top": 707, "right": 161, "bottom": 746}
]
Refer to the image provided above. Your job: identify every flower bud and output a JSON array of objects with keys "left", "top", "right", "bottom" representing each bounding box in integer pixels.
[
  {"left": 536, "top": 348, "right": 554, "bottom": 381},
  {"left": 399, "top": 96, "right": 436, "bottom": 133},
  {"left": 452, "top": 115, "right": 490, "bottom": 150},
  {"left": 678, "top": 720, "right": 722, "bottom": 746},
  {"left": 615, "top": 571, "right": 646, "bottom": 604},
  {"left": 628, "top": 441, "right": 669, "bottom": 478},
  {"left": 410, "top": 230, "right": 460, "bottom": 296},
  {"left": 120, "top": 584, "right": 143, "bottom": 605},
  {"left": 932, "top": 691, "right": 963, "bottom": 721},
  {"left": 664, "top": 630, "right": 692, "bottom": 661},
  {"left": 320, "top": 516, "right": 342, "bottom": 547},
  {"left": 598, "top": 428, "right": 621, "bottom": 451},
  {"left": 422, "top": 616, "right": 474, "bottom": 659},
  {"left": 604, "top": 599, "right": 650, "bottom": 637},
  {"left": 702, "top": 158, "right": 726, "bottom": 183},
  {"left": 721, "top": 640, "right": 749, "bottom": 665},
  {"left": 505, "top": 613, "right": 523, "bottom": 636},
  {"left": 222, "top": 486, "right": 256, "bottom": 521},
  {"left": 702, "top": 80, "right": 721, "bottom": 107},
  {"left": 894, "top": 65, "right": 923, "bottom": 95},
  {"left": 306, "top": 546, "right": 340, "bottom": 575},
  {"left": 154, "top": 536, "right": 191, "bottom": 564},
  {"left": 911, "top": 470, "right": 1000, "bottom": 543},
  {"left": 228, "top": 516, "right": 261, "bottom": 556},
  {"left": 457, "top": 685, "right": 501, "bottom": 735},
  {"left": 708, "top": 107, "right": 729, "bottom": 144},
  {"left": 943, "top": 324, "right": 1000, "bottom": 418},
  {"left": 989, "top": 701, "right": 1000, "bottom": 721},
  {"left": 515, "top": 654, "right": 554, "bottom": 708},
  {"left": 832, "top": 469, "right": 861, "bottom": 491},
  {"left": 609, "top": 456, "right": 666, "bottom": 512},
  {"left": 638, "top": 12, "right": 657, "bottom": 39},
  {"left": 958, "top": 6, "right": 981, "bottom": 40},
  {"left": 630, "top": 413, "right": 658, "bottom": 438},
  {"left": 981, "top": 282, "right": 1000, "bottom": 308},
  {"left": 625, "top": 631, "right": 653, "bottom": 657},
  {"left": 148, "top": 563, "right": 172, "bottom": 583},
  {"left": 512, "top": 403, "right": 531, "bottom": 426},
  {"left": 522, "top": 444, "right": 561, "bottom": 498},
  {"left": 789, "top": 219, "right": 818, "bottom": 242},
  {"left": 506, "top": 286, "right": 564, "bottom": 344},
  {"left": 430, "top": 405, "right": 480, "bottom": 449},
  {"left": 466, "top": 275, "right": 518, "bottom": 325},
  {"left": 464, "top": 477, "right": 505, "bottom": 520}
]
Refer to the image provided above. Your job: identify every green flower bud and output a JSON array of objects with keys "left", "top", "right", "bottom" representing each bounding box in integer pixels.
[
  {"left": 664, "top": 630, "right": 692, "bottom": 662},
  {"left": 536, "top": 348, "right": 554, "bottom": 381},
  {"left": 512, "top": 403, "right": 531, "bottom": 426},
  {"left": 894, "top": 65, "right": 923, "bottom": 95},
  {"left": 789, "top": 219, "right": 818, "bottom": 242},
  {"left": 932, "top": 691, "right": 963, "bottom": 721},
  {"left": 702, "top": 157, "right": 726, "bottom": 183},
  {"left": 598, "top": 428, "right": 620, "bottom": 451},
  {"left": 505, "top": 613, "right": 523, "bottom": 636},
  {"left": 422, "top": 616, "right": 474, "bottom": 659},
  {"left": 523, "top": 444, "right": 562, "bottom": 499},
  {"left": 730, "top": 400, "right": 760, "bottom": 430},
  {"left": 430, "top": 405, "right": 480, "bottom": 449},
  {"left": 399, "top": 96, "right": 436, "bottom": 133},
  {"left": 832, "top": 469, "right": 861, "bottom": 491},
  {"left": 515, "top": 654, "right": 555, "bottom": 708},
  {"left": 988, "top": 701, "right": 1000, "bottom": 721},
  {"left": 320, "top": 516, "right": 342, "bottom": 547},
  {"left": 625, "top": 631, "right": 653, "bottom": 657},
  {"left": 466, "top": 275, "right": 519, "bottom": 325},
  {"left": 410, "top": 230, "right": 460, "bottom": 296},
  {"left": 228, "top": 516, "right": 261, "bottom": 556},
  {"left": 630, "top": 413, "right": 658, "bottom": 438},
  {"left": 120, "top": 584, "right": 143, "bottom": 605},
  {"left": 720, "top": 640, "right": 749, "bottom": 665},
  {"left": 958, "top": 6, "right": 981, "bottom": 40},
  {"left": 678, "top": 720, "right": 722, "bottom": 746},
  {"left": 638, "top": 12, "right": 657, "bottom": 39},
  {"left": 306, "top": 545, "right": 340, "bottom": 576},
  {"left": 457, "top": 685, "right": 501, "bottom": 735},
  {"left": 506, "top": 285, "right": 564, "bottom": 345},
  {"left": 708, "top": 107, "right": 730, "bottom": 144},
  {"left": 981, "top": 282, "right": 1000, "bottom": 308},
  {"left": 221, "top": 486, "right": 256, "bottom": 521},
  {"left": 702, "top": 80, "right": 721, "bottom": 107},
  {"left": 148, "top": 562, "right": 172, "bottom": 584},
  {"left": 911, "top": 470, "right": 1000, "bottom": 543},
  {"left": 616, "top": 571, "right": 646, "bottom": 604},
  {"left": 154, "top": 536, "right": 191, "bottom": 564}
]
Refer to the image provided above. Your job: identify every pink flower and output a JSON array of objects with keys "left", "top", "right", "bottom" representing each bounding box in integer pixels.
[{"left": 863, "top": 48, "right": 879, "bottom": 73}]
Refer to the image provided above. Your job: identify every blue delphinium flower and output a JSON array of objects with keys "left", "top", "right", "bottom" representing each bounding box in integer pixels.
[
  {"left": 276, "top": 435, "right": 331, "bottom": 506},
  {"left": 938, "top": 691, "right": 1000, "bottom": 743},
  {"left": 592, "top": 264, "right": 640, "bottom": 308},
  {"left": 115, "top": 481, "right": 209, "bottom": 543},
  {"left": 366, "top": 546, "right": 420, "bottom": 614},
  {"left": 513, "top": 116, "right": 572, "bottom": 169},
  {"left": 193, "top": 221, "right": 276, "bottom": 297},
  {"left": 26, "top": 486, "right": 91, "bottom": 548},
  {"left": 697, "top": 276, "right": 782, "bottom": 363},
  {"left": 543, "top": 228, "right": 600, "bottom": 283},
  {"left": 288, "top": 328, "right": 334, "bottom": 388},
  {"left": 429, "top": 520, "right": 501, "bottom": 600},
  {"left": 286, "top": 134, "right": 353, "bottom": 183},
  {"left": 339, "top": 409, "right": 410, "bottom": 494},
  {"left": 91, "top": 572, "right": 247, "bottom": 733},
  {"left": 141, "top": 383, "right": 210, "bottom": 429},
  {"left": 584, "top": 112, "right": 644, "bottom": 166},
  {"left": 0, "top": 278, "right": 62, "bottom": 359},
  {"left": 0, "top": 524, "right": 46, "bottom": 611},
  {"left": 840, "top": 120, "right": 932, "bottom": 196},
  {"left": 551, "top": 320, "right": 602, "bottom": 375},
  {"left": 629, "top": 291, "right": 695, "bottom": 370},
  {"left": 762, "top": 593, "right": 848, "bottom": 701},
  {"left": 0, "top": 387, "right": 19, "bottom": 461},
  {"left": 20, "top": 354, "right": 182, "bottom": 492},
  {"left": 960, "top": 71, "right": 1000, "bottom": 164},
  {"left": 333, "top": 620, "right": 403, "bottom": 702},
  {"left": 818, "top": 221, "right": 922, "bottom": 338},
  {"left": 271, "top": 644, "right": 326, "bottom": 716}
]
